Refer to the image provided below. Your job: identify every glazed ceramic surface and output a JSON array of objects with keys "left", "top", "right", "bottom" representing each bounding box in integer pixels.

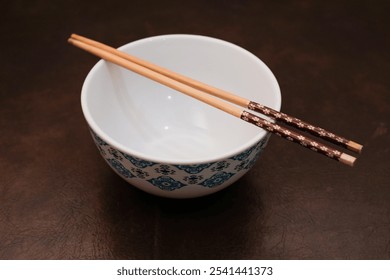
[{"left": 81, "top": 34, "right": 281, "bottom": 198}]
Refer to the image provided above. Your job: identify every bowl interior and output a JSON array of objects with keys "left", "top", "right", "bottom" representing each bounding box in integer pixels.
[{"left": 82, "top": 35, "right": 281, "bottom": 163}]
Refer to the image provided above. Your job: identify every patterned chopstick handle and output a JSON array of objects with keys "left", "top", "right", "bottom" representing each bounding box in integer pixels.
[
  {"left": 247, "top": 101, "right": 351, "bottom": 150},
  {"left": 241, "top": 110, "right": 345, "bottom": 162}
]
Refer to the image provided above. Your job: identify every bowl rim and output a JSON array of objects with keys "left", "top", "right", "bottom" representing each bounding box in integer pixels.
[{"left": 81, "top": 34, "right": 282, "bottom": 165}]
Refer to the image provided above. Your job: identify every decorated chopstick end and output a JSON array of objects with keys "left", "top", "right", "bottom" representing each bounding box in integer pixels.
[
  {"left": 339, "top": 153, "right": 356, "bottom": 167},
  {"left": 241, "top": 110, "right": 357, "bottom": 167},
  {"left": 347, "top": 141, "right": 363, "bottom": 154}
]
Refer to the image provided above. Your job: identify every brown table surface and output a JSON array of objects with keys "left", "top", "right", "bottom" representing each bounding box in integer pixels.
[{"left": 1, "top": 0, "right": 389, "bottom": 260}]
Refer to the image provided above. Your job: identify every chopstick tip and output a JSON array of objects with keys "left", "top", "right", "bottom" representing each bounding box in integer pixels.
[
  {"left": 347, "top": 141, "right": 363, "bottom": 154},
  {"left": 68, "top": 34, "right": 80, "bottom": 42},
  {"left": 339, "top": 153, "right": 356, "bottom": 167}
]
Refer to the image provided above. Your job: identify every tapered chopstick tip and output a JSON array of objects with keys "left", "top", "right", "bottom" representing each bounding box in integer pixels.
[
  {"left": 68, "top": 34, "right": 81, "bottom": 43},
  {"left": 70, "top": 33, "right": 81, "bottom": 40}
]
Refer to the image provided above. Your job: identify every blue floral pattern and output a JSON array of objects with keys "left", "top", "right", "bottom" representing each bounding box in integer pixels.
[
  {"left": 107, "top": 158, "right": 134, "bottom": 178},
  {"left": 91, "top": 131, "right": 108, "bottom": 146},
  {"left": 200, "top": 172, "right": 234, "bottom": 188},
  {"left": 147, "top": 176, "right": 185, "bottom": 191},
  {"left": 108, "top": 148, "right": 123, "bottom": 160},
  {"left": 234, "top": 159, "right": 250, "bottom": 172},
  {"left": 131, "top": 168, "right": 149, "bottom": 179},
  {"left": 210, "top": 161, "right": 230, "bottom": 172},
  {"left": 183, "top": 175, "right": 204, "bottom": 184},
  {"left": 154, "top": 165, "right": 176, "bottom": 175},
  {"left": 175, "top": 163, "right": 213, "bottom": 174},
  {"left": 121, "top": 153, "right": 157, "bottom": 168},
  {"left": 90, "top": 128, "right": 270, "bottom": 192}
]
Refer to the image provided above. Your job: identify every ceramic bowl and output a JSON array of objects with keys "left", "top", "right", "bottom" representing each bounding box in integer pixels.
[{"left": 81, "top": 34, "right": 281, "bottom": 198}]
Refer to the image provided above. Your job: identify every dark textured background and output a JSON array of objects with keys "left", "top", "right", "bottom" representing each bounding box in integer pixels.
[{"left": 1, "top": 0, "right": 389, "bottom": 259}]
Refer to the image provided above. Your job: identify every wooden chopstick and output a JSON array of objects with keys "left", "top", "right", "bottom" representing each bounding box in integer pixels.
[
  {"left": 68, "top": 34, "right": 358, "bottom": 166},
  {"left": 70, "top": 34, "right": 362, "bottom": 154}
]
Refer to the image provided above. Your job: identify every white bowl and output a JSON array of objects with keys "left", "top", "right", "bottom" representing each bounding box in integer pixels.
[{"left": 81, "top": 34, "right": 281, "bottom": 198}]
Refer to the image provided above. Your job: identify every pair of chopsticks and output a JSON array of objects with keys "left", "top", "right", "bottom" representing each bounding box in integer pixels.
[{"left": 68, "top": 34, "right": 363, "bottom": 166}]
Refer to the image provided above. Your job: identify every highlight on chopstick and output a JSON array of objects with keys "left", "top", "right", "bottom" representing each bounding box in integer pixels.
[{"left": 68, "top": 34, "right": 363, "bottom": 166}]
